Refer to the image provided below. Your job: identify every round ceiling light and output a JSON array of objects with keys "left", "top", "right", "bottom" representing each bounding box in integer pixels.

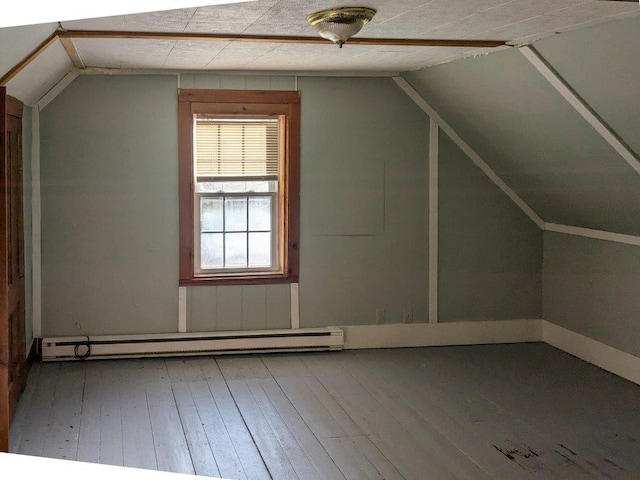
[{"left": 307, "top": 7, "right": 376, "bottom": 48}]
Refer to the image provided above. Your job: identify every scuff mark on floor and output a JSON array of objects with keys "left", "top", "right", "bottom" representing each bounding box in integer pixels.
[
  {"left": 557, "top": 443, "right": 577, "bottom": 456},
  {"left": 554, "top": 449, "right": 589, "bottom": 472},
  {"left": 493, "top": 445, "right": 542, "bottom": 471},
  {"left": 602, "top": 458, "right": 620, "bottom": 468}
]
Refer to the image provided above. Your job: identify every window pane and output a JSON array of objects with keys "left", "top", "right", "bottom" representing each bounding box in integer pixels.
[
  {"left": 200, "top": 198, "right": 223, "bottom": 232},
  {"left": 196, "top": 181, "right": 277, "bottom": 193},
  {"left": 196, "top": 182, "right": 221, "bottom": 193},
  {"left": 219, "top": 181, "right": 247, "bottom": 193},
  {"left": 248, "top": 197, "right": 272, "bottom": 231},
  {"left": 249, "top": 232, "right": 271, "bottom": 267},
  {"left": 224, "top": 197, "right": 247, "bottom": 231},
  {"left": 225, "top": 233, "right": 247, "bottom": 267},
  {"left": 201, "top": 233, "right": 223, "bottom": 268},
  {"left": 245, "top": 181, "right": 273, "bottom": 193}
]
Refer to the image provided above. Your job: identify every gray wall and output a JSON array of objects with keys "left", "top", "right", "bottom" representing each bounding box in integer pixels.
[
  {"left": 438, "top": 132, "right": 542, "bottom": 322},
  {"left": 299, "top": 77, "right": 429, "bottom": 326},
  {"left": 39, "top": 73, "right": 543, "bottom": 336},
  {"left": 543, "top": 233, "right": 640, "bottom": 357},
  {"left": 187, "top": 284, "right": 291, "bottom": 332},
  {"left": 40, "top": 75, "right": 180, "bottom": 336}
]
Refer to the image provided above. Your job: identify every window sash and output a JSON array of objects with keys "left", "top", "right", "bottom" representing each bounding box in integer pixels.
[{"left": 194, "top": 191, "right": 279, "bottom": 275}]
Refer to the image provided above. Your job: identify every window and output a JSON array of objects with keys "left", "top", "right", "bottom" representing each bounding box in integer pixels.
[{"left": 178, "top": 90, "right": 300, "bottom": 285}]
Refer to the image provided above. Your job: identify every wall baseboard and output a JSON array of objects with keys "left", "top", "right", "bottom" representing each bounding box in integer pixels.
[
  {"left": 339, "top": 319, "right": 542, "bottom": 349},
  {"left": 541, "top": 321, "right": 640, "bottom": 386},
  {"left": 33, "top": 321, "right": 640, "bottom": 386}
]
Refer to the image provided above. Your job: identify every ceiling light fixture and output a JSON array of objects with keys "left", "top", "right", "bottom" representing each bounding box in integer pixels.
[{"left": 307, "top": 7, "right": 376, "bottom": 48}]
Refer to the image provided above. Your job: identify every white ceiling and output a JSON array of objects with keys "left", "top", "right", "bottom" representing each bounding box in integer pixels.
[
  {"left": 60, "top": 0, "right": 640, "bottom": 73},
  {"left": 2, "top": 0, "right": 639, "bottom": 103}
]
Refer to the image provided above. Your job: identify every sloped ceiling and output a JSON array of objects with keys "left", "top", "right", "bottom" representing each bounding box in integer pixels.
[
  {"left": 0, "top": 23, "right": 74, "bottom": 105},
  {"left": 5, "top": 40, "right": 75, "bottom": 106},
  {"left": 0, "top": 23, "right": 58, "bottom": 74},
  {"left": 534, "top": 16, "right": 640, "bottom": 156},
  {"left": 403, "top": 14, "right": 640, "bottom": 236}
]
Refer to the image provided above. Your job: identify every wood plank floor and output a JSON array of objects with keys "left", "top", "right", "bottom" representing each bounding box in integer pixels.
[{"left": 9, "top": 343, "right": 640, "bottom": 479}]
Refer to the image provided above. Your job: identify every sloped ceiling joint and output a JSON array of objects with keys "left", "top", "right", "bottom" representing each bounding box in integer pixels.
[
  {"left": 519, "top": 45, "right": 640, "bottom": 177},
  {"left": 59, "top": 37, "right": 85, "bottom": 70},
  {"left": 37, "top": 70, "right": 80, "bottom": 111},
  {"left": 546, "top": 223, "right": 640, "bottom": 247},
  {"left": 393, "top": 75, "right": 546, "bottom": 230}
]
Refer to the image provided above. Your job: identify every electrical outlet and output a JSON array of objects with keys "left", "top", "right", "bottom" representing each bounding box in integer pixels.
[
  {"left": 403, "top": 307, "right": 413, "bottom": 323},
  {"left": 376, "top": 308, "right": 385, "bottom": 324}
]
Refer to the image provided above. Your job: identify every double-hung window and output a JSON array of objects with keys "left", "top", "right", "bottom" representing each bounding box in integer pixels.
[{"left": 178, "top": 90, "right": 300, "bottom": 285}]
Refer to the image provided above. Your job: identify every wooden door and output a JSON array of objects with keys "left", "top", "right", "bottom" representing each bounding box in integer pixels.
[{"left": 0, "top": 87, "right": 26, "bottom": 452}]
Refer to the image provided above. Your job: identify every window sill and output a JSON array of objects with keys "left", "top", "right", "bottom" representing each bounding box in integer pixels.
[{"left": 179, "top": 272, "right": 298, "bottom": 287}]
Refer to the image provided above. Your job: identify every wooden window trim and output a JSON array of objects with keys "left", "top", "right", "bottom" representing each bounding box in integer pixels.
[{"left": 178, "top": 89, "right": 300, "bottom": 286}]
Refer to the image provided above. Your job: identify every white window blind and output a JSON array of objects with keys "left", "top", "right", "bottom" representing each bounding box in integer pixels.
[{"left": 195, "top": 117, "right": 279, "bottom": 180}]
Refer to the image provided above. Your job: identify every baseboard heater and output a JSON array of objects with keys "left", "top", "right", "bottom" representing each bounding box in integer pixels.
[{"left": 42, "top": 327, "right": 344, "bottom": 361}]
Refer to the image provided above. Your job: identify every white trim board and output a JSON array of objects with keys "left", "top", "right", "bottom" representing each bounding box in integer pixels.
[
  {"left": 80, "top": 67, "right": 399, "bottom": 78},
  {"left": 290, "top": 283, "right": 300, "bottom": 329},
  {"left": 520, "top": 46, "right": 640, "bottom": 177},
  {"left": 542, "top": 321, "right": 640, "bottom": 386},
  {"left": 37, "top": 69, "right": 79, "bottom": 111},
  {"left": 545, "top": 223, "right": 640, "bottom": 247},
  {"left": 339, "top": 320, "right": 542, "bottom": 350},
  {"left": 30, "top": 108, "right": 42, "bottom": 338},
  {"left": 393, "top": 76, "right": 545, "bottom": 230},
  {"left": 178, "top": 286, "right": 187, "bottom": 333},
  {"left": 428, "top": 119, "right": 439, "bottom": 324}
]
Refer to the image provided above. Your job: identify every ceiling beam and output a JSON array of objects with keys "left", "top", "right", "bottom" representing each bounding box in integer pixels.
[{"left": 58, "top": 29, "right": 508, "bottom": 48}]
